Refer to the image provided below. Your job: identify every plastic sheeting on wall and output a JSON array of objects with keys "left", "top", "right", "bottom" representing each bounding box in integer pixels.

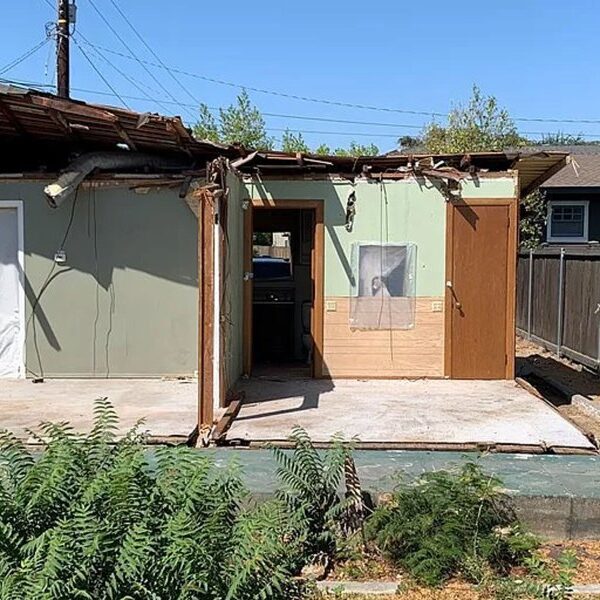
[
  {"left": 349, "top": 242, "right": 416, "bottom": 330},
  {"left": 0, "top": 207, "right": 22, "bottom": 377}
]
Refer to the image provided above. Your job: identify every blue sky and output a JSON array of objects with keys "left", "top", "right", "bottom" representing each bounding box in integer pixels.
[{"left": 2, "top": 0, "right": 600, "bottom": 152}]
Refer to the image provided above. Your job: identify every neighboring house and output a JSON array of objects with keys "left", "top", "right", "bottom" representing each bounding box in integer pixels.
[
  {"left": 0, "top": 85, "right": 567, "bottom": 432},
  {"left": 540, "top": 148, "right": 600, "bottom": 244}
]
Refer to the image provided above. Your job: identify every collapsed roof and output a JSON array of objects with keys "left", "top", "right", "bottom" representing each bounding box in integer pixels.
[
  {"left": 0, "top": 85, "right": 568, "bottom": 196},
  {"left": 0, "top": 84, "right": 238, "bottom": 171},
  {"left": 232, "top": 149, "right": 569, "bottom": 196}
]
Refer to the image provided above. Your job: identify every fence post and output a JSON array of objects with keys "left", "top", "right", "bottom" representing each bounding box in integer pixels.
[
  {"left": 596, "top": 302, "right": 600, "bottom": 371},
  {"left": 557, "top": 247, "right": 565, "bottom": 358},
  {"left": 527, "top": 248, "right": 533, "bottom": 339}
]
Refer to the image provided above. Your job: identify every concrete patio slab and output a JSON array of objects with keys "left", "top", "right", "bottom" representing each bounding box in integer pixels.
[
  {"left": 227, "top": 378, "right": 595, "bottom": 451},
  {"left": 0, "top": 379, "right": 197, "bottom": 442}
]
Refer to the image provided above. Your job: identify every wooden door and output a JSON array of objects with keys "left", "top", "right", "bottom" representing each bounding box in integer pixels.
[{"left": 445, "top": 200, "right": 516, "bottom": 379}]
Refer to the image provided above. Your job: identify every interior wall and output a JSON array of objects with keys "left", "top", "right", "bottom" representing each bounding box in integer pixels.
[
  {"left": 0, "top": 180, "right": 198, "bottom": 377},
  {"left": 242, "top": 175, "right": 516, "bottom": 378}
]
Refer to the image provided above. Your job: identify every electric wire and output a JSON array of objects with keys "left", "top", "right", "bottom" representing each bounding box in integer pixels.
[
  {"left": 83, "top": 0, "right": 196, "bottom": 120},
  {"left": 0, "top": 38, "right": 51, "bottom": 75},
  {"left": 106, "top": 0, "right": 202, "bottom": 107},
  {"left": 70, "top": 35, "right": 130, "bottom": 108},
  {"left": 3, "top": 76, "right": 600, "bottom": 142},
  {"left": 26, "top": 191, "right": 79, "bottom": 379},
  {"left": 74, "top": 31, "right": 174, "bottom": 114},
  {"left": 76, "top": 39, "right": 600, "bottom": 126}
]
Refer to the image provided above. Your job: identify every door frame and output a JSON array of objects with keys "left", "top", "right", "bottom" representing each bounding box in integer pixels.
[
  {"left": 444, "top": 197, "right": 518, "bottom": 379},
  {"left": 243, "top": 198, "right": 325, "bottom": 378},
  {"left": 0, "top": 200, "right": 25, "bottom": 378}
]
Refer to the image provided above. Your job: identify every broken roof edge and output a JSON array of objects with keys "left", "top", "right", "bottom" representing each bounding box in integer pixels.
[
  {"left": 0, "top": 85, "right": 567, "bottom": 195},
  {"left": 234, "top": 149, "right": 569, "bottom": 196},
  {"left": 0, "top": 84, "right": 244, "bottom": 159}
]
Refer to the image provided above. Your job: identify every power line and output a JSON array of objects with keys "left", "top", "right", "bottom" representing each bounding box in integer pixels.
[
  {"left": 268, "top": 128, "right": 402, "bottom": 139},
  {"left": 3, "top": 75, "right": 600, "bottom": 142},
  {"left": 77, "top": 38, "right": 600, "bottom": 126},
  {"left": 74, "top": 31, "right": 174, "bottom": 114},
  {"left": 0, "top": 38, "right": 51, "bottom": 75},
  {"left": 106, "top": 0, "right": 201, "bottom": 107},
  {"left": 83, "top": 0, "right": 195, "bottom": 120},
  {"left": 70, "top": 35, "right": 129, "bottom": 108}
]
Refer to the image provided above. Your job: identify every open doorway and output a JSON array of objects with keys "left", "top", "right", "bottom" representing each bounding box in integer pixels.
[{"left": 243, "top": 199, "right": 324, "bottom": 379}]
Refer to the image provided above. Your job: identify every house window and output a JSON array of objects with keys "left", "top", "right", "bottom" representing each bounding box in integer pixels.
[
  {"left": 547, "top": 201, "right": 589, "bottom": 243},
  {"left": 349, "top": 242, "right": 416, "bottom": 330}
]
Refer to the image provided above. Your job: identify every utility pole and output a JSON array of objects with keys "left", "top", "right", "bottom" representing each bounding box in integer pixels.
[{"left": 56, "top": 0, "right": 70, "bottom": 98}]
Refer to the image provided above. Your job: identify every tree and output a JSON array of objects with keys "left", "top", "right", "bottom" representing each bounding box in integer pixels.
[
  {"left": 314, "top": 144, "right": 332, "bottom": 155},
  {"left": 397, "top": 135, "right": 424, "bottom": 152},
  {"left": 195, "top": 92, "right": 382, "bottom": 156},
  {"left": 533, "top": 132, "right": 589, "bottom": 146},
  {"left": 194, "top": 89, "right": 274, "bottom": 150},
  {"left": 281, "top": 129, "right": 309, "bottom": 153},
  {"left": 334, "top": 142, "right": 380, "bottom": 157},
  {"left": 313, "top": 142, "right": 380, "bottom": 157},
  {"left": 422, "top": 85, "right": 526, "bottom": 153}
]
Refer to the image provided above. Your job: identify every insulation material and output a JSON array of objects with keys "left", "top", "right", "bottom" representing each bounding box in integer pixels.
[
  {"left": 349, "top": 242, "right": 416, "bottom": 330},
  {"left": 0, "top": 208, "right": 22, "bottom": 377}
]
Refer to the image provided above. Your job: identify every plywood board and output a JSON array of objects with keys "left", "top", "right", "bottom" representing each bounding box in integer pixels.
[{"left": 322, "top": 296, "right": 444, "bottom": 378}]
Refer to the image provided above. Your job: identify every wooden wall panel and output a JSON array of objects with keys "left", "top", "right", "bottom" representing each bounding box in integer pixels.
[{"left": 322, "top": 297, "right": 444, "bottom": 378}]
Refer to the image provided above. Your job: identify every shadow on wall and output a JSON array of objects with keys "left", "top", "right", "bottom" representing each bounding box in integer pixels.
[
  {"left": 22, "top": 182, "right": 198, "bottom": 377},
  {"left": 26, "top": 186, "right": 198, "bottom": 290}
]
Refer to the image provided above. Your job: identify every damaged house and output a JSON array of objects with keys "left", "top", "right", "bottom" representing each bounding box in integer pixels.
[{"left": 2, "top": 85, "right": 589, "bottom": 451}]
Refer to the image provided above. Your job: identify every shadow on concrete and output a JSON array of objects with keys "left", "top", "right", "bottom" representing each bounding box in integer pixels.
[
  {"left": 517, "top": 353, "right": 600, "bottom": 401},
  {"left": 234, "top": 376, "right": 335, "bottom": 422}
]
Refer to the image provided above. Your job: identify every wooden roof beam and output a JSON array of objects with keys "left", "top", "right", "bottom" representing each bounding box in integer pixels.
[
  {"left": 113, "top": 121, "right": 138, "bottom": 151},
  {"left": 0, "top": 98, "right": 27, "bottom": 136},
  {"left": 520, "top": 156, "right": 569, "bottom": 197}
]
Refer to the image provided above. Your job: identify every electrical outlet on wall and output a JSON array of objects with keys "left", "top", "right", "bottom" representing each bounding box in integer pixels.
[
  {"left": 431, "top": 301, "right": 443, "bottom": 313},
  {"left": 326, "top": 301, "right": 337, "bottom": 312}
]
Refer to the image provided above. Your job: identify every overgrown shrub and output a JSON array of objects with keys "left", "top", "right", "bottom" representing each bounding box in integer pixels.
[
  {"left": 366, "top": 462, "right": 539, "bottom": 587},
  {"left": 0, "top": 400, "right": 306, "bottom": 600}
]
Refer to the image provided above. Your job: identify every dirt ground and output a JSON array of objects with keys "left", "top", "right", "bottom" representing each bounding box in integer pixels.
[
  {"left": 516, "top": 337, "right": 600, "bottom": 442},
  {"left": 516, "top": 337, "right": 600, "bottom": 402},
  {"left": 322, "top": 541, "right": 600, "bottom": 598}
]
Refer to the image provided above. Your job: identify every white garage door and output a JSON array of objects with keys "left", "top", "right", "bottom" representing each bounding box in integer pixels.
[{"left": 0, "top": 203, "right": 24, "bottom": 378}]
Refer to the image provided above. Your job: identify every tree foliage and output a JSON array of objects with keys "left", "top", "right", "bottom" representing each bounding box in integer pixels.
[
  {"left": 281, "top": 130, "right": 310, "bottom": 153},
  {"left": 421, "top": 85, "right": 526, "bottom": 154},
  {"left": 520, "top": 189, "right": 547, "bottom": 249},
  {"left": 194, "top": 89, "right": 274, "bottom": 150}
]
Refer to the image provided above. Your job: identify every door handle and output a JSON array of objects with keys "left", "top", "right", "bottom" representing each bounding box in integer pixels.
[{"left": 447, "top": 281, "right": 461, "bottom": 309}]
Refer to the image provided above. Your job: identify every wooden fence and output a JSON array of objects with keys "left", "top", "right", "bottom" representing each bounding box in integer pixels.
[{"left": 516, "top": 246, "right": 600, "bottom": 370}]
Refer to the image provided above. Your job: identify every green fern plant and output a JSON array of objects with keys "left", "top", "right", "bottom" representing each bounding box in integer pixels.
[
  {"left": 0, "top": 399, "right": 310, "bottom": 600},
  {"left": 271, "top": 427, "right": 357, "bottom": 574}
]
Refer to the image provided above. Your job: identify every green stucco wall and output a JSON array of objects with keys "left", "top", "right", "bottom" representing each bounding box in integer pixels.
[
  {"left": 242, "top": 176, "right": 516, "bottom": 298},
  {"left": 0, "top": 181, "right": 198, "bottom": 377}
]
